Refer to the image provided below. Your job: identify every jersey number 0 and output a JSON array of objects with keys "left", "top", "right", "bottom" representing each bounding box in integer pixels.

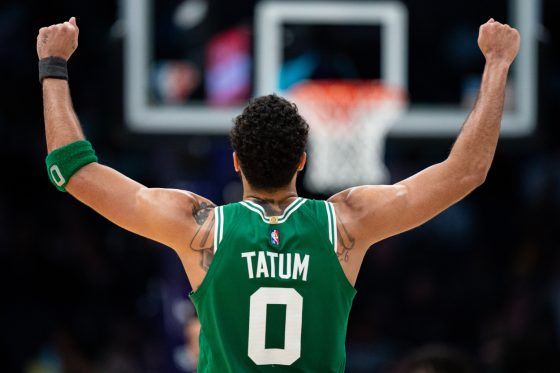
[{"left": 248, "top": 287, "right": 303, "bottom": 365}]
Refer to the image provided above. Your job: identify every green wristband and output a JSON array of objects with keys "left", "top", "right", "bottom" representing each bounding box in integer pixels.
[{"left": 45, "top": 140, "right": 98, "bottom": 192}]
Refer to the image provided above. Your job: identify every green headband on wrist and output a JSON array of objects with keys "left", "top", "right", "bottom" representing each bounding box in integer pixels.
[{"left": 45, "top": 140, "right": 98, "bottom": 192}]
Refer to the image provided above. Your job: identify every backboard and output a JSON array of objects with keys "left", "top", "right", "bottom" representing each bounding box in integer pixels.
[{"left": 124, "top": 0, "right": 539, "bottom": 137}]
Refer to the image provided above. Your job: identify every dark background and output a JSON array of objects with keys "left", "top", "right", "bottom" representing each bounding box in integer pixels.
[{"left": 1, "top": 0, "right": 560, "bottom": 372}]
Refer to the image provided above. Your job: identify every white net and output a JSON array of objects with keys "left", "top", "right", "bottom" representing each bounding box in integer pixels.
[{"left": 288, "top": 81, "right": 406, "bottom": 194}]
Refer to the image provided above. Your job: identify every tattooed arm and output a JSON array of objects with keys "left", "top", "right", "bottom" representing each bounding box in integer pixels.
[
  {"left": 328, "top": 20, "right": 519, "bottom": 285},
  {"left": 69, "top": 169, "right": 212, "bottom": 257},
  {"left": 69, "top": 166, "right": 216, "bottom": 288},
  {"left": 69, "top": 168, "right": 217, "bottom": 288}
]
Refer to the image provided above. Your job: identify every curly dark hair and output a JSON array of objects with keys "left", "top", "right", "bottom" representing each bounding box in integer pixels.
[{"left": 230, "top": 94, "right": 309, "bottom": 190}]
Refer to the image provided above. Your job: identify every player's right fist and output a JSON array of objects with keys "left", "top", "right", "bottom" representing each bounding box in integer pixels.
[
  {"left": 37, "top": 17, "right": 79, "bottom": 61},
  {"left": 478, "top": 18, "right": 520, "bottom": 66}
]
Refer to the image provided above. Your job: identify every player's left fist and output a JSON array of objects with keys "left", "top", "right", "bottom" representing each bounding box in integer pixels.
[{"left": 37, "top": 17, "right": 79, "bottom": 61}]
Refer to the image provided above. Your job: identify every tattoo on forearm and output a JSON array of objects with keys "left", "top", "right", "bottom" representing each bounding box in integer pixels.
[
  {"left": 336, "top": 216, "right": 355, "bottom": 262},
  {"left": 190, "top": 200, "right": 216, "bottom": 271}
]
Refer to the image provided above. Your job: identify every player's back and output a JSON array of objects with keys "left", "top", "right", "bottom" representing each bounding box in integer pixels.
[{"left": 190, "top": 198, "right": 356, "bottom": 372}]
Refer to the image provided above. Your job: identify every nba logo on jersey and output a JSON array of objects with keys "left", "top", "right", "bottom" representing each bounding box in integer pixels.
[{"left": 270, "top": 229, "right": 280, "bottom": 246}]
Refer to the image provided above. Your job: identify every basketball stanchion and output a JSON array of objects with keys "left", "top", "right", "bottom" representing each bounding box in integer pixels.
[{"left": 288, "top": 80, "right": 407, "bottom": 194}]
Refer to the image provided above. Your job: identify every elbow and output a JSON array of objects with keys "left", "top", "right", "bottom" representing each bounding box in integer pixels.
[
  {"left": 463, "top": 168, "right": 488, "bottom": 190},
  {"left": 135, "top": 186, "right": 152, "bottom": 207},
  {"left": 472, "top": 161, "right": 491, "bottom": 187},
  {"left": 447, "top": 157, "right": 489, "bottom": 190},
  {"left": 473, "top": 173, "right": 487, "bottom": 188}
]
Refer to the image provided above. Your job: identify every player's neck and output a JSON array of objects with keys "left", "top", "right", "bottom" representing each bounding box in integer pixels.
[
  {"left": 243, "top": 185, "right": 298, "bottom": 203},
  {"left": 242, "top": 182, "right": 299, "bottom": 216}
]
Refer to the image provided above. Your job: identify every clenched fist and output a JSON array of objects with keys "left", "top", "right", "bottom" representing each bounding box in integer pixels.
[
  {"left": 37, "top": 17, "right": 79, "bottom": 61},
  {"left": 478, "top": 18, "right": 520, "bottom": 66}
]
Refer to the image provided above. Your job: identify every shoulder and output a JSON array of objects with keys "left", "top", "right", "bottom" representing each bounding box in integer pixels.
[
  {"left": 327, "top": 185, "right": 408, "bottom": 245},
  {"left": 328, "top": 185, "right": 407, "bottom": 214},
  {"left": 136, "top": 188, "right": 217, "bottom": 248},
  {"left": 171, "top": 190, "right": 217, "bottom": 233},
  {"left": 137, "top": 188, "right": 215, "bottom": 213},
  {"left": 327, "top": 187, "right": 372, "bottom": 222}
]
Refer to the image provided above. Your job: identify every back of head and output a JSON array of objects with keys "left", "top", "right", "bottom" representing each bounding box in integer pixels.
[{"left": 230, "top": 94, "right": 309, "bottom": 190}]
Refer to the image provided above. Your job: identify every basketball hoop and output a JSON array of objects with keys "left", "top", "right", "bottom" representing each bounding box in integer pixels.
[{"left": 288, "top": 80, "right": 407, "bottom": 194}]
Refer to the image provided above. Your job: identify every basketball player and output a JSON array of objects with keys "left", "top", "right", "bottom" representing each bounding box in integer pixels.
[{"left": 37, "top": 17, "right": 519, "bottom": 372}]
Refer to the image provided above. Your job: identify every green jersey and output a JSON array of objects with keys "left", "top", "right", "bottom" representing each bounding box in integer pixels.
[{"left": 190, "top": 198, "right": 356, "bottom": 372}]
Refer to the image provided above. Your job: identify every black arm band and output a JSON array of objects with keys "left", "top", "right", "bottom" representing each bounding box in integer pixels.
[{"left": 38, "top": 57, "right": 68, "bottom": 84}]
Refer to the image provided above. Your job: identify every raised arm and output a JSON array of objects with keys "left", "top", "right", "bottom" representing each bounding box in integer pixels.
[
  {"left": 330, "top": 19, "right": 520, "bottom": 252},
  {"left": 38, "top": 18, "right": 215, "bottom": 279}
]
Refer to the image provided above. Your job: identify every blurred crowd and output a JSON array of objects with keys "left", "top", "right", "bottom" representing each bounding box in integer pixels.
[{"left": 1, "top": 0, "right": 559, "bottom": 372}]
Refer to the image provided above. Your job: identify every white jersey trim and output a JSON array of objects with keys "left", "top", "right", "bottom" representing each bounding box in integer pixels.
[
  {"left": 213, "top": 205, "right": 225, "bottom": 254},
  {"left": 325, "top": 201, "right": 333, "bottom": 245},
  {"left": 329, "top": 202, "right": 338, "bottom": 253},
  {"left": 213, "top": 206, "right": 219, "bottom": 253},
  {"left": 219, "top": 205, "right": 224, "bottom": 244},
  {"left": 240, "top": 198, "right": 307, "bottom": 224}
]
